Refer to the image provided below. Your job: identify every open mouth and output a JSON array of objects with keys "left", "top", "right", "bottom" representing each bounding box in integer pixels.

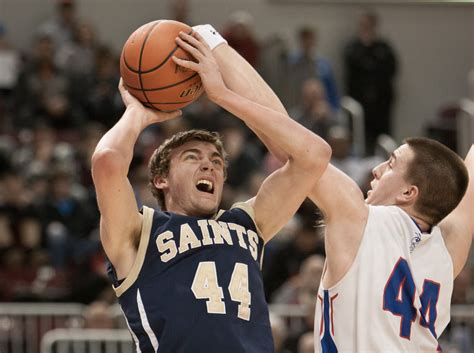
[{"left": 196, "top": 179, "right": 214, "bottom": 194}]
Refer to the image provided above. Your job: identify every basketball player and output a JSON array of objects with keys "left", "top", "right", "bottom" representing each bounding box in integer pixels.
[
  {"left": 190, "top": 26, "right": 474, "bottom": 352},
  {"left": 91, "top": 30, "right": 331, "bottom": 353}
]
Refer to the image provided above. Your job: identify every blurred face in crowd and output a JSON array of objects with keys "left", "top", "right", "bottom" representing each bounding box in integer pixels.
[
  {"left": 358, "top": 12, "right": 378, "bottom": 43},
  {"left": 301, "top": 79, "right": 326, "bottom": 108},
  {"left": 299, "top": 30, "right": 316, "bottom": 56},
  {"left": 58, "top": 2, "right": 76, "bottom": 24}
]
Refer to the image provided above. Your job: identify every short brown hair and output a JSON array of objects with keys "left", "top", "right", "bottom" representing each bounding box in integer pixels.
[
  {"left": 148, "top": 129, "right": 228, "bottom": 210},
  {"left": 404, "top": 137, "right": 468, "bottom": 225}
]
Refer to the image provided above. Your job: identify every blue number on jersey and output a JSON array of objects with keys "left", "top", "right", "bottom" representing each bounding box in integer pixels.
[
  {"left": 383, "top": 258, "right": 417, "bottom": 339},
  {"left": 320, "top": 290, "right": 339, "bottom": 353},
  {"left": 383, "top": 257, "right": 440, "bottom": 340},
  {"left": 419, "top": 280, "right": 441, "bottom": 338}
]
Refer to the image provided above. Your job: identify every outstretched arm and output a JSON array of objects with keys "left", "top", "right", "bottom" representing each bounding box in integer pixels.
[
  {"left": 210, "top": 36, "right": 366, "bottom": 217},
  {"left": 439, "top": 144, "right": 474, "bottom": 278},
  {"left": 91, "top": 81, "right": 181, "bottom": 278},
  {"left": 174, "top": 32, "right": 331, "bottom": 241},
  {"left": 207, "top": 32, "right": 368, "bottom": 283}
]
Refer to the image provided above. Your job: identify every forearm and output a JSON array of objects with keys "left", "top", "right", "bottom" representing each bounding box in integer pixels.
[
  {"left": 213, "top": 44, "right": 290, "bottom": 163},
  {"left": 214, "top": 88, "right": 329, "bottom": 167}
]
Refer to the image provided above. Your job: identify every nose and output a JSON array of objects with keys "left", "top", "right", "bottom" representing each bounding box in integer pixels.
[
  {"left": 372, "top": 163, "right": 383, "bottom": 180},
  {"left": 200, "top": 159, "right": 213, "bottom": 171}
]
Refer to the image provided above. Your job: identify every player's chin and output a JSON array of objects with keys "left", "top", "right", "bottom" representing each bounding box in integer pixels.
[
  {"left": 196, "top": 199, "right": 219, "bottom": 215},
  {"left": 365, "top": 190, "right": 376, "bottom": 205}
]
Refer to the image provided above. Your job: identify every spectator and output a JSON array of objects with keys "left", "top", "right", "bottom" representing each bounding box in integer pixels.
[
  {"left": 272, "top": 254, "right": 325, "bottom": 304},
  {"left": 72, "top": 45, "right": 122, "bottom": 128},
  {"left": 36, "top": 0, "right": 78, "bottom": 51},
  {"left": 221, "top": 121, "right": 261, "bottom": 190},
  {"left": 288, "top": 26, "right": 340, "bottom": 112},
  {"left": 327, "top": 125, "right": 383, "bottom": 188},
  {"left": 56, "top": 22, "right": 98, "bottom": 76},
  {"left": 223, "top": 11, "right": 260, "bottom": 68},
  {"left": 182, "top": 94, "right": 230, "bottom": 132},
  {"left": 298, "top": 332, "right": 315, "bottom": 353},
  {"left": 263, "top": 208, "right": 324, "bottom": 301},
  {"left": 38, "top": 167, "right": 98, "bottom": 268},
  {"left": 0, "top": 22, "right": 20, "bottom": 97},
  {"left": 259, "top": 34, "right": 289, "bottom": 105},
  {"left": 344, "top": 10, "right": 398, "bottom": 154},
  {"left": 269, "top": 313, "right": 291, "bottom": 353},
  {"left": 290, "top": 78, "right": 336, "bottom": 139},
  {"left": 285, "top": 290, "right": 316, "bottom": 352},
  {"left": 83, "top": 301, "right": 115, "bottom": 329},
  {"left": 452, "top": 266, "right": 473, "bottom": 305},
  {"left": 168, "top": 0, "right": 192, "bottom": 25},
  {"left": 14, "top": 35, "right": 75, "bottom": 129}
]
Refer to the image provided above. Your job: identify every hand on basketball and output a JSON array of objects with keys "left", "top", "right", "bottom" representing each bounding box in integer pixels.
[
  {"left": 118, "top": 78, "right": 182, "bottom": 126},
  {"left": 172, "top": 31, "right": 227, "bottom": 103}
]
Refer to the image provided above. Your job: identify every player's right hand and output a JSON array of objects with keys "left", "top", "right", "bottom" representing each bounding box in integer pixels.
[
  {"left": 118, "top": 78, "right": 182, "bottom": 126},
  {"left": 172, "top": 31, "right": 227, "bottom": 104}
]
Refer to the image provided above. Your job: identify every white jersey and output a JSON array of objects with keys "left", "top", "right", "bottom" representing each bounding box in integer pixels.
[{"left": 315, "top": 205, "right": 453, "bottom": 353}]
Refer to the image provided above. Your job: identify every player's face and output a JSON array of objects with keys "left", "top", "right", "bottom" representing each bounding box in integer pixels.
[
  {"left": 163, "top": 140, "right": 225, "bottom": 216},
  {"left": 366, "top": 144, "right": 415, "bottom": 206}
]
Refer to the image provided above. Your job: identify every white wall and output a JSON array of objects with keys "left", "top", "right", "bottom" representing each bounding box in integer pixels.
[{"left": 1, "top": 0, "right": 473, "bottom": 141}]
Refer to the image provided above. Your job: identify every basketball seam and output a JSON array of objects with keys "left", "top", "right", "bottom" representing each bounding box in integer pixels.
[
  {"left": 125, "top": 72, "right": 200, "bottom": 91},
  {"left": 123, "top": 46, "right": 179, "bottom": 74},
  {"left": 138, "top": 21, "right": 161, "bottom": 107},
  {"left": 123, "top": 29, "right": 193, "bottom": 74}
]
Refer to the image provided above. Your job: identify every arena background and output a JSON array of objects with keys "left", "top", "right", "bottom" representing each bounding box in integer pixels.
[
  {"left": 2, "top": 0, "right": 474, "bottom": 140},
  {"left": 0, "top": 0, "right": 473, "bottom": 352}
]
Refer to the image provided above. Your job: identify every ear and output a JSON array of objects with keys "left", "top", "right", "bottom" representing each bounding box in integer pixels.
[
  {"left": 153, "top": 175, "right": 168, "bottom": 190},
  {"left": 395, "top": 185, "right": 419, "bottom": 205}
]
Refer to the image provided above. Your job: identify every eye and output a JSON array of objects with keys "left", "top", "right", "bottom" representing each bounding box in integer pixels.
[
  {"left": 184, "top": 153, "right": 198, "bottom": 160},
  {"left": 212, "top": 159, "right": 223, "bottom": 167}
]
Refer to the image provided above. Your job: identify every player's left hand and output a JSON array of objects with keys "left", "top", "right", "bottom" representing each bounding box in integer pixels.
[
  {"left": 118, "top": 78, "right": 182, "bottom": 127},
  {"left": 173, "top": 31, "right": 227, "bottom": 103}
]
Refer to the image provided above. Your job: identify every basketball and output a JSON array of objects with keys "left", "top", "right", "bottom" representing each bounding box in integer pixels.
[{"left": 120, "top": 20, "right": 203, "bottom": 111}]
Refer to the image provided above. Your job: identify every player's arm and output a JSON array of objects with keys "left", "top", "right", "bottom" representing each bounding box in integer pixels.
[
  {"left": 208, "top": 34, "right": 368, "bottom": 281},
  {"left": 439, "top": 144, "right": 474, "bottom": 278},
  {"left": 173, "top": 32, "right": 331, "bottom": 241},
  {"left": 91, "top": 81, "right": 181, "bottom": 278},
  {"left": 210, "top": 36, "right": 366, "bottom": 216}
]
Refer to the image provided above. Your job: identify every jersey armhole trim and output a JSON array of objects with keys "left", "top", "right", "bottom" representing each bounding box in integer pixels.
[
  {"left": 436, "top": 226, "right": 455, "bottom": 279},
  {"left": 227, "top": 201, "right": 265, "bottom": 242},
  {"left": 113, "top": 205, "right": 154, "bottom": 297}
]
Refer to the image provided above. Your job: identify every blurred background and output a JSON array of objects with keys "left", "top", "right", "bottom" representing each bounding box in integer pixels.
[{"left": 0, "top": 0, "right": 472, "bottom": 352}]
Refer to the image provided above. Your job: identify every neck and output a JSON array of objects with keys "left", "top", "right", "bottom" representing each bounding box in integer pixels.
[{"left": 410, "top": 214, "right": 432, "bottom": 233}]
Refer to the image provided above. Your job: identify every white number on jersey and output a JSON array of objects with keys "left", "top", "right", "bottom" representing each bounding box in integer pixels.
[{"left": 191, "top": 261, "right": 251, "bottom": 321}]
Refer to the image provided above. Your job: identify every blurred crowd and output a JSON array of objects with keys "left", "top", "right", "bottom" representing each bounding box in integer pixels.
[{"left": 0, "top": 0, "right": 472, "bottom": 352}]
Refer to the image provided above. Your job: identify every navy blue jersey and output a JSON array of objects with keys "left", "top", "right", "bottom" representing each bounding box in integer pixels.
[{"left": 107, "top": 203, "right": 273, "bottom": 353}]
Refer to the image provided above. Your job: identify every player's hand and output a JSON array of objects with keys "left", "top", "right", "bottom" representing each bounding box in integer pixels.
[
  {"left": 118, "top": 78, "right": 182, "bottom": 126},
  {"left": 172, "top": 31, "right": 227, "bottom": 103}
]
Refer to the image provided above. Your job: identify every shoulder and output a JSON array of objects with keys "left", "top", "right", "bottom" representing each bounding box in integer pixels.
[
  {"left": 218, "top": 202, "right": 256, "bottom": 224},
  {"left": 217, "top": 201, "right": 262, "bottom": 236}
]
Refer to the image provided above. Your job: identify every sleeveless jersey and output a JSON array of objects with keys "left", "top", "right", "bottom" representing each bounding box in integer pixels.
[
  {"left": 107, "top": 203, "right": 273, "bottom": 353},
  {"left": 315, "top": 205, "right": 453, "bottom": 353}
]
